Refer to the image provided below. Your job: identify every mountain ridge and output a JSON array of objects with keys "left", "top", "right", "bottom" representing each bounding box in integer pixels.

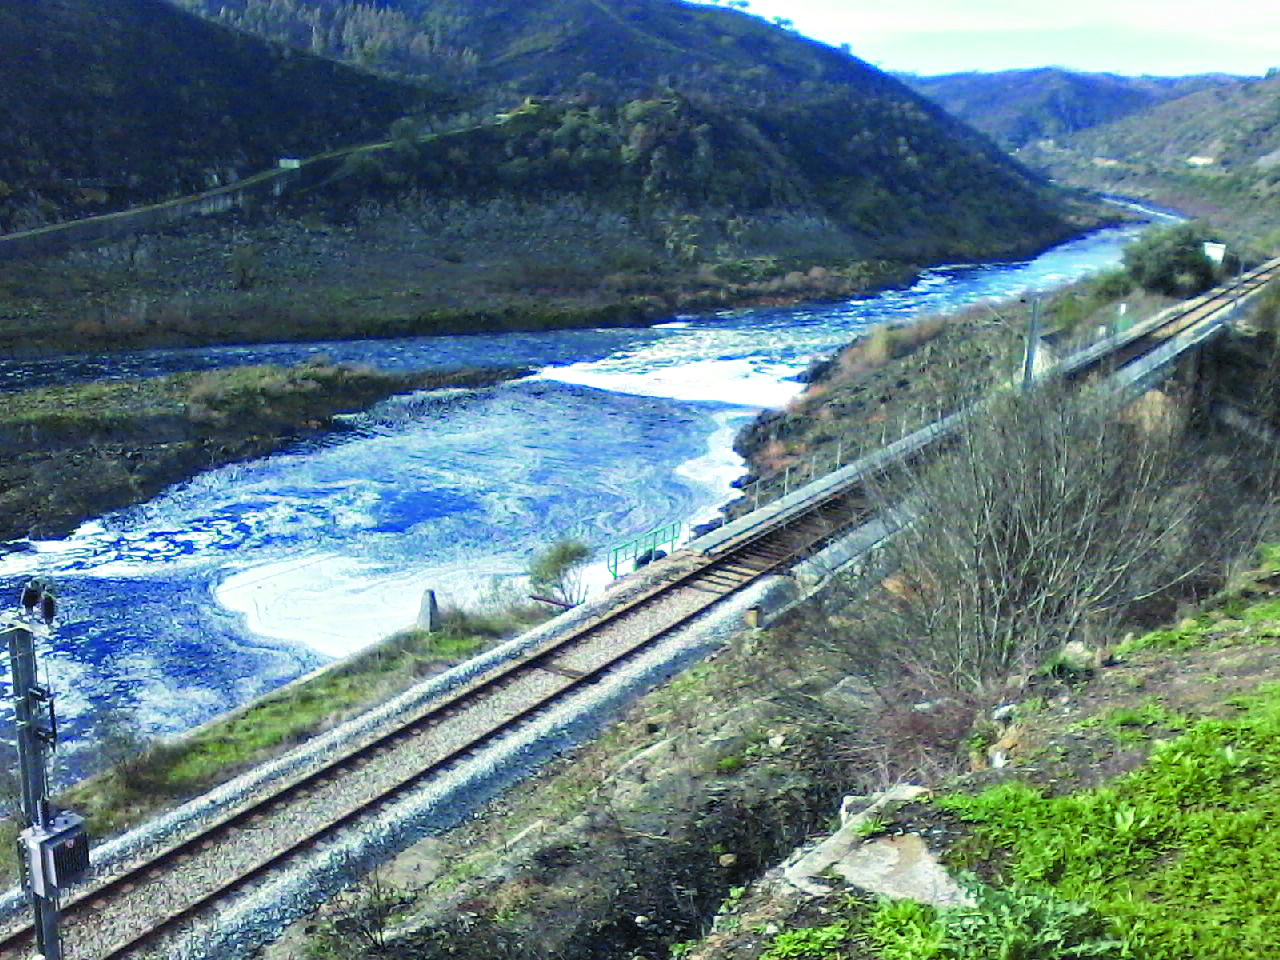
[
  {"left": 1016, "top": 72, "right": 1280, "bottom": 247},
  {"left": 901, "top": 68, "right": 1242, "bottom": 149}
]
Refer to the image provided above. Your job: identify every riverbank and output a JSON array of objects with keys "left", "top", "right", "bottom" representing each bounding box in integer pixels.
[
  {"left": 0, "top": 361, "right": 523, "bottom": 541},
  {"left": 0, "top": 190, "right": 1116, "bottom": 357}
]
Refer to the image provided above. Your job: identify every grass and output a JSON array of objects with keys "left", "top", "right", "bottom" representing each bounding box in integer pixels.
[
  {"left": 756, "top": 679, "right": 1280, "bottom": 960},
  {"left": 927, "top": 683, "right": 1280, "bottom": 960}
]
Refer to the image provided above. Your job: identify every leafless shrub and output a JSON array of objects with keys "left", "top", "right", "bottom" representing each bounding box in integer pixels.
[
  {"left": 835, "top": 382, "right": 1261, "bottom": 701},
  {"left": 314, "top": 868, "right": 403, "bottom": 954}
]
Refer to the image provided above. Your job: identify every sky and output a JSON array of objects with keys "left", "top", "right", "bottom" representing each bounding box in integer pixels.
[{"left": 724, "top": 1, "right": 1280, "bottom": 77}]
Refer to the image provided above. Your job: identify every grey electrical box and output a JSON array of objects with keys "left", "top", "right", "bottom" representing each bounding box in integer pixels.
[{"left": 21, "top": 812, "right": 89, "bottom": 897}]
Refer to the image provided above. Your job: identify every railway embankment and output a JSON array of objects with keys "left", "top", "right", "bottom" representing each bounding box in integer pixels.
[{"left": 722, "top": 275, "right": 1176, "bottom": 517}]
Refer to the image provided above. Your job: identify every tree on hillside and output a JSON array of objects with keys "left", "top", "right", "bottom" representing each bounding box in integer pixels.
[{"left": 1123, "top": 223, "right": 1216, "bottom": 297}]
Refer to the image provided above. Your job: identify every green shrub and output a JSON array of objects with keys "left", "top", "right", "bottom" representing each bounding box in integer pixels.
[
  {"left": 869, "top": 882, "right": 1121, "bottom": 960},
  {"left": 1250, "top": 277, "right": 1280, "bottom": 333},
  {"left": 1122, "top": 223, "right": 1216, "bottom": 297},
  {"left": 1089, "top": 268, "right": 1133, "bottom": 301},
  {"left": 528, "top": 538, "right": 592, "bottom": 606},
  {"left": 763, "top": 921, "right": 852, "bottom": 959}
]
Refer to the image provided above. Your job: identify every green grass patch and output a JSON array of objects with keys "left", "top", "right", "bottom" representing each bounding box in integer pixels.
[
  {"left": 1075, "top": 699, "right": 1189, "bottom": 740},
  {"left": 1122, "top": 597, "right": 1280, "bottom": 653},
  {"left": 919, "top": 683, "right": 1280, "bottom": 960},
  {"left": 866, "top": 884, "right": 1120, "bottom": 960}
]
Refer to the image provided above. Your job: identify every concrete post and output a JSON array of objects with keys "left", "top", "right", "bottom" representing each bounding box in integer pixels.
[
  {"left": 417, "top": 590, "right": 441, "bottom": 632},
  {"left": 1022, "top": 298, "right": 1041, "bottom": 391}
]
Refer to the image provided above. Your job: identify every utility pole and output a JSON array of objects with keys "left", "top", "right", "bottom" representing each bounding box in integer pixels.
[
  {"left": 1021, "top": 297, "right": 1042, "bottom": 391},
  {"left": 6, "top": 582, "right": 89, "bottom": 960}
]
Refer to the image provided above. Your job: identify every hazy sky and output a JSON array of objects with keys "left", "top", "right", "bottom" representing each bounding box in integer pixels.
[{"left": 728, "top": 1, "right": 1280, "bottom": 77}]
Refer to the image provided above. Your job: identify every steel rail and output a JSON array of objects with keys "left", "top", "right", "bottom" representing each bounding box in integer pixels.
[{"left": 0, "top": 497, "right": 862, "bottom": 960}]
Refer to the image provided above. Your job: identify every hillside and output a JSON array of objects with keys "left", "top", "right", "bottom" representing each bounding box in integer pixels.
[
  {"left": 901, "top": 68, "right": 1239, "bottom": 149},
  {"left": 0, "top": 0, "right": 1095, "bottom": 353},
  {"left": 0, "top": 0, "right": 428, "bottom": 231},
  {"left": 162, "top": 0, "right": 1079, "bottom": 263},
  {"left": 172, "top": 0, "right": 947, "bottom": 99},
  {"left": 1017, "top": 72, "right": 1280, "bottom": 248}
]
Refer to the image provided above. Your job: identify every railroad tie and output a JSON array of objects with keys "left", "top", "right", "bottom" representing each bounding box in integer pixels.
[{"left": 538, "top": 661, "right": 586, "bottom": 680}]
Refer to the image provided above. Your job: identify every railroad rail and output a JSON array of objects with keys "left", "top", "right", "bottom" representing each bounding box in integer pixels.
[
  {"left": 3, "top": 256, "right": 1276, "bottom": 960},
  {"left": 1059, "top": 257, "right": 1280, "bottom": 385},
  {"left": 0, "top": 494, "right": 867, "bottom": 960}
]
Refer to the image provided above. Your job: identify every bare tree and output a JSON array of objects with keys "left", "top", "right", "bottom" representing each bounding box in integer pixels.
[{"left": 839, "top": 382, "right": 1246, "bottom": 699}]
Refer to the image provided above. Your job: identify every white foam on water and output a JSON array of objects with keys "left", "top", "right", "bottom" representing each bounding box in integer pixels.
[
  {"left": 538, "top": 355, "right": 805, "bottom": 408},
  {"left": 214, "top": 550, "right": 535, "bottom": 658},
  {"left": 677, "top": 409, "right": 752, "bottom": 528}
]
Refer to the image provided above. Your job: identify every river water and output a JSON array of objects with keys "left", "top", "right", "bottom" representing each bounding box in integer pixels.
[{"left": 0, "top": 222, "right": 1155, "bottom": 772}]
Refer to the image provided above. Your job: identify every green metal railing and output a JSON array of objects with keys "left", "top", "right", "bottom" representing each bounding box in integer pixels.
[{"left": 607, "top": 520, "right": 684, "bottom": 578}]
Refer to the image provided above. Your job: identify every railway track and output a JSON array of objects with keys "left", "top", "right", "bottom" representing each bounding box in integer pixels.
[
  {"left": 0, "top": 493, "right": 866, "bottom": 960},
  {"left": 1061, "top": 257, "right": 1280, "bottom": 383},
  {"left": 5, "top": 255, "right": 1276, "bottom": 960}
]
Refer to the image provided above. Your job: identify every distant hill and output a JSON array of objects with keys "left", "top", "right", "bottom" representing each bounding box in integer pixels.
[
  {"left": 0, "top": 0, "right": 427, "bottom": 231},
  {"left": 160, "top": 0, "right": 1080, "bottom": 263},
  {"left": 1017, "top": 73, "right": 1280, "bottom": 248},
  {"left": 901, "top": 69, "right": 1240, "bottom": 149}
]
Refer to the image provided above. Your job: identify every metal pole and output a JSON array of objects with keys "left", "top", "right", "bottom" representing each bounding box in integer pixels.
[
  {"left": 1022, "top": 298, "right": 1041, "bottom": 391},
  {"left": 6, "top": 626, "right": 62, "bottom": 960}
]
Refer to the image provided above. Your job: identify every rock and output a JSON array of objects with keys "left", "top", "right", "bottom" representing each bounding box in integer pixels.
[
  {"left": 820, "top": 675, "right": 877, "bottom": 714},
  {"left": 784, "top": 786, "right": 955, "bottom": 901},
  {"left": 792, "top": 355, "right": 837, "bottom": 384},
  {"left": 691, "top": 519, "right": 724, "bottom": 538},
  {"left": 633, "top": 548, "right": 667, "bottom": 570},
  {"left": 828, "top": 834, "right": 974, "bottom": 908},
  {"left": 987, "top": 724, "right": 1022, "bottom": 769},
  {"left": 838, "top": 794, "right": 870, "bottom": 826},
  {"left": 991, "top": 703, "right": 1017, "bottom": 724},
  {"left": 1058, "top": 640, "right": 1092, "bottom": 670},
  {"left": 1058, "top": 639, "right": 1107, "bottom": 672},
  {"left": 718, "top": 853, "right": 737, "bottom": 868}
]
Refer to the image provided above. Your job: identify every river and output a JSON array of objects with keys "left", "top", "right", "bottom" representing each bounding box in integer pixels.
[{"left": 0, "top": 221, "right": 1158, "bottom": 774}]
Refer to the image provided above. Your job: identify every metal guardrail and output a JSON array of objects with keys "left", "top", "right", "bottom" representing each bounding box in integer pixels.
[{"left": 606, "top": 520, "right": 684, "bottom": 577}]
